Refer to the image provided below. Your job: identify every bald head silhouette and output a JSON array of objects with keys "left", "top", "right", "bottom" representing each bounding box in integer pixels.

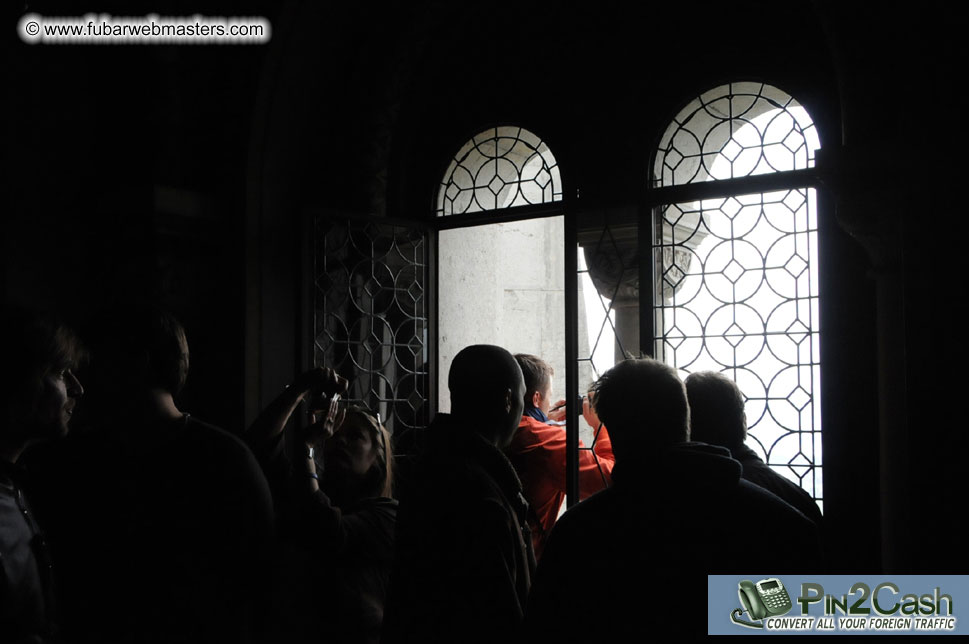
[{"left": 448, "top": 345, "right": 525, "bottom": 447}]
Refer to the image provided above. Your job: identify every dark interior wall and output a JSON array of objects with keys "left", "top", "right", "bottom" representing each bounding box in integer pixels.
[
  {"left": 244, "top": 1, "right": 433, "bottom": 420},
  {"left": 898, "top": 11, "right": 967, "bottom": 571},
  {"left": 6, "top": 0, "right": 275, "bottom": 432},
  {"left": 6, "top": 0, "right": 967, "bottom": 573},
  {"left": 389, "top": 2, "right": 841, "bottom": 215},
  {"left": 815, "top": 2, "right": 968, "bottom": 571}
]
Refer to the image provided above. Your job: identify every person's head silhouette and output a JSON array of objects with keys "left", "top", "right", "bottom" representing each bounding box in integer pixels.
[
  {"left": 684, "top": 371, "right": 747, "bottom": 450},
  {"left": 88, "top": 301, "right": 189, "bottom": 400},
  {"left": 0, "top": 308, "right": 85, "bottom": 462},
  {"left": 448, "top": 344, "right": 525, "bottom": 447},
  {"left": 79, "top": 301, "right": 192, "bottom": 428},
  {"left": 591, "top": 358, "right": 689, "bottom": 463},
  {"left": 514, "top": 353, "right": 554, "bottom": 416}
]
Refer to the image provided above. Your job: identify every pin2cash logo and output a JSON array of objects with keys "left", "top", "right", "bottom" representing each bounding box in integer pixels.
[{"left": 730, "top": 578, "right": 956, "bottom": 632}]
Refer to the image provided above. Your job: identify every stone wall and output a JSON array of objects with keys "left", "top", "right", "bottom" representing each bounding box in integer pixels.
[{"left": 438, "top": 216, "right": 566, "bottom": 412}]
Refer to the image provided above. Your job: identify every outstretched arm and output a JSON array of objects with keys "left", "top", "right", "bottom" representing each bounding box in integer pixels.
[
  {"left": 246, "top": 367, "right": 347, "bottom": 448},
  {"left": 577, "top": 395, "right": 614, "bottom": 497},
  {"left": 244, "top": 367, "right": 347, "bottom": 521},
  {"left": 301, "top": 395, "right": 344, "bottom": 495},
  {"left": 292, "top": 398, "right": 397, "bottom": 556}
]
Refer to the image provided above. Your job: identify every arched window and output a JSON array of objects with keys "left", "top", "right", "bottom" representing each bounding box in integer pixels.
[
  {"left": 434, "top": 126, "right": 566, "bottom": 419},
  {"left": 437, "top": 126, "right": 562, "bottom": 216},
  {"left": 655, "top": 82, "right": 818, "bottom": 185},
  {"left": 652, "top": 81, "right": 823, "bottom": 505}
]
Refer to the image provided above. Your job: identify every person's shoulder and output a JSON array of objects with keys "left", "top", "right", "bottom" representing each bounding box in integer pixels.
[
  {"left": 759, "top": 467, "right": 818, "bottom": 503},
  {"left": 550, "top": 487, "right": 618, "bottom": 532},
  {"left": 735, "top": 477, "right": 785, "bottom": 504},
  {"left": 752, "top": 472, "right": 823, "bottom": 525},
  {"left": 408, "top": 455, "right": 512, "bottom": 509},
  {"left": 517, "top": 416, "right": 559, "bottom": 433},
  {"left": 184, "top": 415, "right": 243, "bottom": 446},
  {"left": 404, "top": 449, "right": 484, "bottom": 510},
  {"left": 510, "top": 416, "right": 562, "bottom": 450},
  {"left": 354, "top": 497, "right": 398, "bottom": 518},
  {"left": 182, "top": 416, "right": 262, "bottom": 470},
  {"left": 537, "top": 488, "right": 620, "bottom": 567},
  {"left": 347, "top": 497, "right": 398, "bottom": 544},
  {"left": 736, "top": 448, "right": 817, "bottom": 506},
  {"left": 737, "top": 478, "right": 814, "bottom": 524},
  {"left": 455, "top": 465, "right": 513, "bottom": 510}
]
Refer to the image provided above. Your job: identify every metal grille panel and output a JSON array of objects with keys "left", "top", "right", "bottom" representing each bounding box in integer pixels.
[{"left": 314, "top": 217, "right": 429, "bottom": 438}]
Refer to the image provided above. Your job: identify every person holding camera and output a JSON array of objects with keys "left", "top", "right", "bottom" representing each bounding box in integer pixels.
[
  {"left": 246, "top": 367, "right": 396, "bottom": 644},
  {"left": 506, "top": 354, "right": 615, "bottom": 560}
]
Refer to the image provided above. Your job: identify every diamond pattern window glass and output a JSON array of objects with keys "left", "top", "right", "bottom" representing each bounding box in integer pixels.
[
  {"left": 652, "top": 82, "right": 823, "bottom": 506},
  {"left": 314, "top": 217, "right": 429, "bottom": 438},
  {"left": 654, "top": 81, "right": 819, "bottom": 187},
  {"left": 436, "top": 126, "right": 562, "bottom": 216}
]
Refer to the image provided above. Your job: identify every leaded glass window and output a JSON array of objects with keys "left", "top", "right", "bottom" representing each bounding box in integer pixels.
[
  {"left": 655, "top": 81, "right": 818, "bottom": 186},
  {"left": 436, "top": 126, "right": 562, "bottom": 216},
  {"left": 652, "top": 82, "right": 823, "bottom": 505}
]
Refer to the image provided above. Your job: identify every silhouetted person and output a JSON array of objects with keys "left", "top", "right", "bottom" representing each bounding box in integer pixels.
[
  {"left": 382, "top": 344, "right": 535, "bottom": 644},
  {"left": 26, "top": 303, "right": 273, "bottom": 644},
  {"left": 685, "top": 370, "right": 824, "bottom": 526},
  {"left": 523, "top": 358, "right": 820, "bottom": 642},
  {"left": 0, "top": 309, "right": 84, "bottom": 643},
  {"left": 506, "top": 354, "right": 614, "bottom": 559},
  {"left": 247, "top": 367, "right": 396, "bottom": 644}
]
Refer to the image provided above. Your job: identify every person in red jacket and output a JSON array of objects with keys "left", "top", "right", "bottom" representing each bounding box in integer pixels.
[{"left": 506, "top": 354, "right": 614, "bottom": 559}]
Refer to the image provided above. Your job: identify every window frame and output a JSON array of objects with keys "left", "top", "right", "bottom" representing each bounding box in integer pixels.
[
  {"left": 424, "top": 88, "right": 827, "bottom": 507},
  {"left": 646, "top": 81, "right": 826, "bottom": 504}
]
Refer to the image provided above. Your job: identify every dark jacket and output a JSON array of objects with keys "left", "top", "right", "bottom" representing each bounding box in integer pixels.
[
  {"left": 732, "top": 443, "right": 824, "bottom": 526},
  {"left": 24, "top": 415, "right": 275, "bottom": 644},
  {"left": 0, "top": 461, "right": 55, "bottom": 644},
  {"left": 524, "top": 442, "right": 821, "bottom": 643},
  {"left": 382, "top": 413, "right": 536, "bottom": 644}
]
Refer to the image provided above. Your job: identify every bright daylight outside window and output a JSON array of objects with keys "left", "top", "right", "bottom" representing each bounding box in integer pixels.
[{"left": 652, "top": 81, "right": 823, "bottom": 508}]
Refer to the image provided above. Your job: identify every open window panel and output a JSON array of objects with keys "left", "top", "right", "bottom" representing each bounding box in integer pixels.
[
  {"left": 437, "top": 215, "right": 566, "bottom": 414},
  {"left": 571, "top": 208, "right": 642, "bottom": 504},
  {"left": 437, "top": 211, "right": 616, "bottom": 516},
  {"left": 437, "top": 210, "right": 639, "bottom": 510}
]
